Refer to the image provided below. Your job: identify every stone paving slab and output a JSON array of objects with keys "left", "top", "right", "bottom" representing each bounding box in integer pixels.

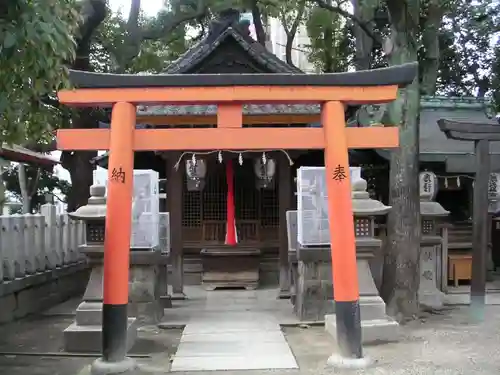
[
  {"left": 174, "top": 341, "right": 294, "bottom": 357},
  {"left": 179, "top": 330, "right": 286, "bottom": 343},
  {"left": 182, "top": 320, "right": 278, "bottom": 334},
  {"left": 171, "top": 299, "right": 299, "bottom": 372},
  {"left": 171, "top": 354, "right": 298, "bottom": 372},
  {"left": 171, "top": 326, "right": 298, "bottom": 371}
]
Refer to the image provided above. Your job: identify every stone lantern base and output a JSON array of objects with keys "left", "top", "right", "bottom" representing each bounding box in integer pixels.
[
  {"left": 128, "top": 250, "right": 167, "bottom": 323},
  {"left": 65, "top": 304, "right": 138, "bottom": 353},
  {"left": 325, "top": 297, "right": 399, "bottom": 345},
  {"left": 325, "top": 242, "right": 399, "bottom": 345},
  {"left": 64, "top": 249, "right": 138, "bottom": 353}
]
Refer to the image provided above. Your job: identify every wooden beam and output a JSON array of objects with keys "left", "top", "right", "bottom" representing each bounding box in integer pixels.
[
  {"left": 217, "top": 104, "right": 242, "bottom": 128},
  {"left": 136, "top": 114, "right": 320, "bottom": 125},
  {"left": 446, "top": 130, "right": 500, "bottom": 142},
  {"left": 56, "top": 127, "right": 399, "bottom": 151},
  {"left": 438, "top": 119, "right": 500, "bottom": 134},
  {"left": 57, "top": 86, "right": 399, "bottom": 107},
  {"left": 278, "top": 154, "right": 292, "bottom": 298},
  {"left": 471, "top": 139, "right": 490, "bottom": 308},
  {"left": 165, "top": 152, "right": 185, "bottom": 299}
]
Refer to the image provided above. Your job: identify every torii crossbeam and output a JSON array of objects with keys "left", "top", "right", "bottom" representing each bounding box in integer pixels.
[{"left": 57, "top": 62, "right": 417, "bottom": 371}]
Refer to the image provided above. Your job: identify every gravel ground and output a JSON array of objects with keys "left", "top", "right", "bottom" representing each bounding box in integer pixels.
[{"left": 1, "top": 305, "right": 500, "bottom": 375}]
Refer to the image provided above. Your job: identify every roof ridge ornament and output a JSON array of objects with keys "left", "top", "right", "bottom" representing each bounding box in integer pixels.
[{"left": 207, "top": 8, "right": 241, "bottom": 42}]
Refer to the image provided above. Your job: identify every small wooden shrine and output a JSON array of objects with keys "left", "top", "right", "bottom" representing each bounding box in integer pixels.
[
  {"left": 91, "top": 9, "right": 383, "bottom": 294},
  {"left": 91, "top": 10, "right": 494, "bottom": 291}
]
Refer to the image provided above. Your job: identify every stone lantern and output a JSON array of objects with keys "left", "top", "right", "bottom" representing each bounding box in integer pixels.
[
  {"left": 418, "top": 171, "right": 449, "bottom": 308},
  {"left": 325, "top": 173, "right": 399, "bottom": 344},
  {"left": 63, "top": 184, "right": 138, "bottom": 353}
]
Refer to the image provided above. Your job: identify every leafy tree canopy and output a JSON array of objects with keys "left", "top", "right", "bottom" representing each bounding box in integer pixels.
[
  {"left": 0, "top": 0, "right": 81, "bottom": 144},
  {"left": 2, "top": 164, "right": 71, "bottom": 213}
]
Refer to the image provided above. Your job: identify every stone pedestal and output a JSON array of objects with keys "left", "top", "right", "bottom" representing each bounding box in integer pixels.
[
  {"left": 295, "top": 247, "right": 334, "bottom": 321},
  {"left": 129, "top": 251, "right": 166, "bottom": 324},
  {"left": 325, "top": 239, "right": 399, "bottom": 344},
  {"left": 158, "top": 253, "right": 172, "bottom": 308},
  {"left": 419, "top": 238, "right": 446, "bottom": 309},
  {"left": 158, "top": 212, "right": 172, "bottom": 307},
  {"left": 286, "top": 210, "right": 299, "bottom": 306},
  {"left": 289, "top": 250, "right": 298, "bottom": 306},
  {"left": 64, "top": 247, "right": 138, "bottom": 353},
  {"left": 418, "top": 172, "right": 449, "bottom": 309}
]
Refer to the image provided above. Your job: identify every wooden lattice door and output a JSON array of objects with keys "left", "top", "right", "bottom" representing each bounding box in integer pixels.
[{"left": 182, "top": 158, "right": 279, "bottom": 247}]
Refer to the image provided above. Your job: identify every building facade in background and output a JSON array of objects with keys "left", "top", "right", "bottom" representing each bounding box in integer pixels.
[{"left": 240, "top": 12, "right": 317, "bottom": 73}]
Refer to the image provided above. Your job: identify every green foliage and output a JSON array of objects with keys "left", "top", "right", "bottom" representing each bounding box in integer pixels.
[
  {"left": 305, "top": 3, "right": 353, "bottom": 72},
  {"left": 435, "top": 0, "right": 500, "bottom": 98},
  {"left": 0, "top": 0, "right": 81, "bottom": 144},
  {"left": 2, "top": 164, "right": 71, "bottom": 213}
]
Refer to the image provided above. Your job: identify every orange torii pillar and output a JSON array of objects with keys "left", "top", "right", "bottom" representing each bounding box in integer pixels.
[{"left": 56, "top": 62, "right": 416, "bottom": 372}]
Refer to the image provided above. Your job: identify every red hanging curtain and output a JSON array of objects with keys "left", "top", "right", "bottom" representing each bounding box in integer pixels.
[{"left": 225, "top": 160, "right": 237, "bottom": 245}]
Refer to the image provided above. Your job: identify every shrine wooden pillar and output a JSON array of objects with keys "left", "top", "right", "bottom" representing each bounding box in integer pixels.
[
  {"left": 166, "top": 151, "right": 185, "bottom": 300},
  {"left": 278, "top": 153, "right": 293, "bottom": 299},
  {"left": 438, "top": 119, "right": 498, "bottom": 315}
]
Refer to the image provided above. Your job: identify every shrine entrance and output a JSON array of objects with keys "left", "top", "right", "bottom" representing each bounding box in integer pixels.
[
  {"left": 55, "top": 62, "right": 416, "bottom": 371},
  {"left": 182, "top": 160, "right": 279, "bottom": 247}
]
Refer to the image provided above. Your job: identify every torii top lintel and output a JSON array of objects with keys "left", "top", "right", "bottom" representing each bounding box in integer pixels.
[{"left": 56, "top": 62, "right": 418, "bottom": 152}]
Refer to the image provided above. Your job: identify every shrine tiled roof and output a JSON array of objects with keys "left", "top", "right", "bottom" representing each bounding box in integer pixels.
[
  {"left": 137, "top": 10, "right": 305, "bottom": 117},
  {"left": 165, "top": 27, "right": 302, "bottom": 75}
]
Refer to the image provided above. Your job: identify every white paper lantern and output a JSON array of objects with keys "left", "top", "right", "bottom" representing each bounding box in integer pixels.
[{"left": 254, "top": 158, "right": 276, "bottom": 188}]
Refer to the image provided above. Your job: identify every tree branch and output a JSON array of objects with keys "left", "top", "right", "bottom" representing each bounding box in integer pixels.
[
  {"left": 420, "top": 0, "right": 446, "bottom": 95},
  {"left": 314, "top": 0, "right": 382, "bottom": 45},
  {"left": 115, "top": 0, "right": 143, "bottom": 72},
  {"left": 40, "top": 95, "right": 61, "bottom": 110},
  {"left": 25, "top": 140, "right": 58, "bottom": 153},
  {"left": 28, "top": 168, "right": 42, "bottom": 200},
  {"left": 250, "top": 0, "right": 267, "bottom": 46},
  {"left": 74, "top": 0, "right": 108, "bottom": 67},
  {"left": 141, "top": 0, "right": 209, "bottom": 41}
]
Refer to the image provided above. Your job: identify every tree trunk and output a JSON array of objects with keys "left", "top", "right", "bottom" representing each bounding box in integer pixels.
[
  {"left": 420, "top": 0, "right": 444, "bottom": 95},
  {"left": 63, "top": 151, "right": 96, "bottom": 212},
  {"left": 323, "top": 28, "right": 335, "bottom": 72},
  {"left": 281, "top": 0, "right": 306, "bottom": 67},
  {"left": 250, "top": 0, "right": 267, "bottom": 46},
  {"left": 380, "top": 0, "right": 421, "bottom": 321},
  {"left": 0, "top": 160, "right": 6, "bottom": 213},
  {"left": 61, "top": 0, "right": 106, "bottom": 211},
  {"left": 352, "top": 0, "right": 380, "bottom": 70},
  {"left": 285, "top": 35, "right": 294, "bottom": 65},
  {"left": 18, "top": 164, "right": 30, "bottom": 214}
]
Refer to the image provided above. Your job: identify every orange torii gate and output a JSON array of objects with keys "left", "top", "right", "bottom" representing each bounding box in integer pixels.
[{"left": 56, "top": 62, "right": 417, "bottom": 372}]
